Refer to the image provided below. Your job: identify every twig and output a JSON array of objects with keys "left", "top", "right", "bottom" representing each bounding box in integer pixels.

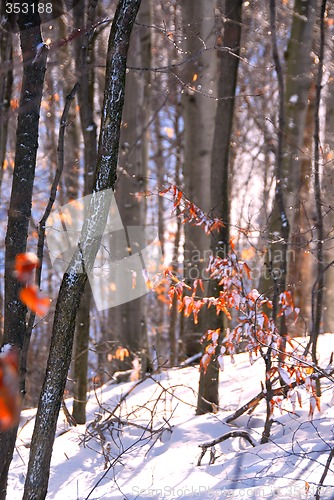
[
  {"left": 84, "top": 432, "right": 147, "bottom": 500},
  {"left": 104, "top": 372, "right": 155, "bottom": 423},
  {"left": 197, "top": 430, "right": 256, "bottom": 466},
  {"left": 61, "top": 398, "right": 77, "bottom": 427},
  {"left": 225, "top": 368, "right": 334, "bottom": 424},
  {"left": 315, "top": 448, "right": 334, "bottom": 500}
]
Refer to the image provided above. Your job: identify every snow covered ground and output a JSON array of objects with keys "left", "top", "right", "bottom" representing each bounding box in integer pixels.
[{"left": 8, "top": 335, "right": 334, "bottom": 499}]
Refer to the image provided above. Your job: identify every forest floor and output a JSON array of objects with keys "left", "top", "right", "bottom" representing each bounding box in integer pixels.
[{"left": 8, "top": 334, "right": 334, "bottom": 499}]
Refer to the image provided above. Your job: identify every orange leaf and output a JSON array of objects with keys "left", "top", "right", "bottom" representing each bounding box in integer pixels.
[
  {"left": 10, "top": 98, "right": 19, "bottom": 110},
  {"left": 192, "top": 300, "right": 204, "bottom": 325},
  {"left": 243, "top": 262, "right": 252, "bottom": 279},
  {"left": 14, "top": 253, "right": 40, "bottom": 284},
  {"left": 19, "top": 286, "right": 50, "bottom": 316},
  {"left": 210, "top": 220, "right": 225, "bottom": 232},
  {"left": 241, "top": 247, "right": 255, "bottom": 261},
  {"left": 183, "top": 296, "right": 194, "bottom": 317},
  {"left": 200, "top": 353, "right": 211, "bottom": 374},
  {"left": 0, "top": 350, "right": 21, "bottom": 431},
  {"left": 193, "top": 279, "right": 204, "bottom": 295},
  {"left": 114, "top": 347, "right": 130, "bottom": 361},
  {"left": 175, "top": 189, "right": 182, "bottom": 207},
  {"left": 159, "top": 186, "right": 171, "bottom": 197},
  {"left": 164, "top": 127, "right": 174, "bottom": 139}
]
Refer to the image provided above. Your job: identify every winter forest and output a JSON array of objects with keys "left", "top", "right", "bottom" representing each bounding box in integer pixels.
[{"left": 1, "top": 0, "right": 334, "bottom": 498}]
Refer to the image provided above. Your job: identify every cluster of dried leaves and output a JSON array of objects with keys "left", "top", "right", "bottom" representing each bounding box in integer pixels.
[{"left": 161, "top": 185, "right": 329, "bottom": 419}]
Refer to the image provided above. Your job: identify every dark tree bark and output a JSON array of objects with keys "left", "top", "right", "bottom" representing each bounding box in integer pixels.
[
  {"left": 0, "top": 11, "right": 13, "bottom": 343},
  {"left": 23, "top": 1, "right": 142, "bottom": 498},
  {"left": 196, "top": 0, "right": 242, "bottom": 415},
  {"left": 0, "top": 4, "right": 47, "bottom": 498},
  {"left": 0, "top": 26, "right": 13, "bottom": 199}
]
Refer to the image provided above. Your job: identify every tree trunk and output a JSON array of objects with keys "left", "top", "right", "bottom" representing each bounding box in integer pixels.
[
  {"left": 261, "top": 0, "right": 315, "bottom": 322},
  {"left": 284, "top": 0, "right": 316, "bottom": 337},
  {"left": 259, "top": 0, "right": 289, "bottom": 442},
  {"left": 181, "top": 0, "right": 216, "bottom": 318},
  {"left": 0, "top": 5, "right": 47, "bottom": 498},
  {"left": 0, "top": 27, "right": 13, "bottom": 199},
  {"left": 112, "top": 0, "right": 151, "bottom": 368},
  {"left": 283, "top": 0, "right": 316, "bottom": 210},
  {"left": 196, "top": 0, "right": 242, "bottom": 415},
  {"left": 23, "top": 2, "right": 141, "bottom": 498},
  {"left": 309, "top": 0, "right": 326, "bottom": 380},
  {"left": 322, "top": 35, "right": 334, "bottom": 333},
  {"left": 168, "top": 111, "right": 182, "bottom": 366},
  {"left": 180, "top": 0, "right": 218, "bottom": 412},
  {"left": 0, "top": 26, "right": 13, "bottom": 341},
  {"left": 71, "top": 0, "right": 98, "bottom": 425},
  {"left": 152, "top": 114, "right": 167, "bottom": 365},
  {"left": 289, "top": 84, "right": 315, "bottom": 336}
]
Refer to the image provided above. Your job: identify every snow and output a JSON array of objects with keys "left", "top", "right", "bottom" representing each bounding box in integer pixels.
[
  {"left": 8, "top": 334, "right": 334, "bottom": 499},
  {"left": 1, "top": 344, "right": 13, "bottom": 354},
  {"left": 289, "top": 94, "right": 299, "bottom": 104}
]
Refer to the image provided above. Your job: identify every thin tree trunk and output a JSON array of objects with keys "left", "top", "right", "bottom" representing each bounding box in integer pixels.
[
  {"left": 168, "top": 111, "right": 182, "bottom": 366},
  {"left": 23, "top": 2, "right": 141, "bottom": 498},
  {"left": 152, "top": 113, "right": 167, "bottom": 366},
  {"left": 265, "top": 0, "right": 289, "bottom": 322},
  {"left": 112, "top": 1, "right": 151, "bottom": 368},
  {"left": 0, "top": 5, "right": 47, "bottom": 498},
  {"left": 0, "top": 29, "right": 13, "bottom": 199},
  {"left": 260, "top": 0, "right": 289, "bottom": 444},
  {"left": 310, "top": 0, "right": 326, "bottom": 382},
  {"left": 0, "top": 29, "right": 13, "bottom": 342},
  {"left": 71, "top": 0, "right": 98, "bottom": 425},
  {"left": 196, "top": 0, "right": 242, "bottom": 415}
]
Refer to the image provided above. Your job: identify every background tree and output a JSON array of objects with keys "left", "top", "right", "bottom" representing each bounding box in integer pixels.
[
  {"left": 197, "top": 0, "right": 243, "bottom": 415},
  {"left": 284, "top": 0, "right": 316, "bottom": 334},
  {"left": 260, "top": 0, "right": 316, "bottom": 336},
  {"left": 180, "top": 0, "right": 217, "bottom": 360},
  {"left": 322, "top": 4, "right": 334, "bottom": 333},
  {"left": 112, "top": 0, "right": 152, "bottom": 371},
  {"left": 71, "top": 0, "right": 98, "bottom": 425}
]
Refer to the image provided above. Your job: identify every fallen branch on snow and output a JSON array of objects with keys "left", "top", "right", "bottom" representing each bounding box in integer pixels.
[
  {"left": 225, "top": 366, "right": 334, "bottom": 424},
  {"left": 197, "top": 430, "right": 256, "bottom": 466}
]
